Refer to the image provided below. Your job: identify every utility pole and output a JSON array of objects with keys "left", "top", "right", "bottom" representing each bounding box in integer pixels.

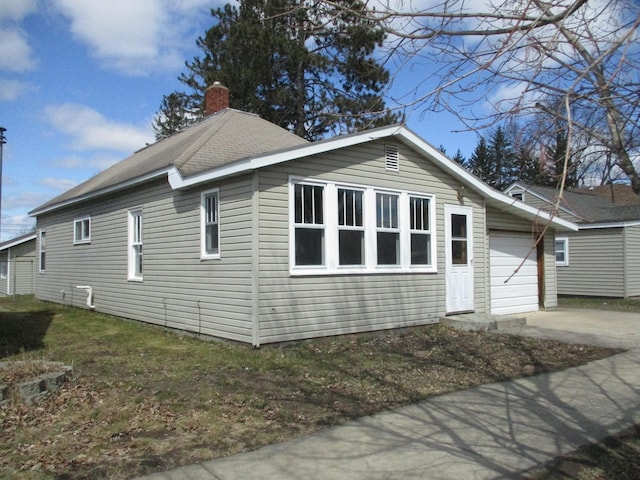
[{"left": 0, "top": 127, "right": 5, "bottom": 243}]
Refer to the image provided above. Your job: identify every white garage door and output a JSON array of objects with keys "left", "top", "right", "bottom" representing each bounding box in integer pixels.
[{"left": 490, "top": 232, "right": 539, "bottom": 315}]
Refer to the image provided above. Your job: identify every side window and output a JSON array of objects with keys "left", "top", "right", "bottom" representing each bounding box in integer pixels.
[
  {"left": 128, "top": 209, "right": 143, "bottom": 280},
  {"left": 39, "top": 231, "right": 46, "bottom": 272},
  {"left": 74, "top": 216, "right": 91, "bottom": 244},
  {"left": 201, "top": 190, "right": 220, "bottom": 258},
  {"left": 293, "top": 183, "right": 325, "bottom": 266},
  {"left": 555, "top": 237, "right": 569, "bottom": 266},
  {"left": 409, "top": 196, "right": 432, "bottom": 265},
  {"left": 0, "top": 261, "right": 7, "bottom": 279},
  {"left": 376, "top": 192, "right": 399, "bottom": 265},
  {"left": 338, "top": 188, "right": 364, "bottom": 266}
]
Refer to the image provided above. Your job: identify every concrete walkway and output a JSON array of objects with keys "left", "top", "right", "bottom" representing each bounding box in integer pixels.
[{"left": 134, "top": 308, "right": 640, "bottom": 480}]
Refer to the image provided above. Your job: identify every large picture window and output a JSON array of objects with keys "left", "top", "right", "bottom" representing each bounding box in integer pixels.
[
  {"left": 294, "top": 183, "right": 325, "bottom": 266},
  {"left": 201, "top": 189, "right": 220, "bottom": 258},
  {"left": 290, "top": 178, "right": 436, "bottom": 274},
  {"left": 128, "top": 209, "right": 143, "bottom": 281}
]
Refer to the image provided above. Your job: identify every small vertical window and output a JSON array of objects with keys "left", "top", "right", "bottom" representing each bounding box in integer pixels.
[
  {"left": 410, "top": 196, "right": 432, "bottom": 265},
  {"left": 128, "top": 209, "right": 143, "bottom": 280},
  {"left": 338, "top": 188, "right": 364, "bottom": 265},
  {"left": 74, "top": 216, "right": 91, "bottom": 244},
  {"left": 293, "top": 183, "right": 325, "bottom": 266},
  {"left": 0, "top": 261, "right": 7, "bottom": 279},
  {"left": 39, "top": 231, "right": 46, "bottom": 272},
  {"left": 376, "top": 192, "right": 399, "bottom": 265},
  {"left": 450, "top": 213, "right": 468, "bottom": 265},
  {"left": 555, "top": 237, "right": 569, "bottom": 266},
  {"left": 201, "top": 190, "right": 220, "bottom": 258}
]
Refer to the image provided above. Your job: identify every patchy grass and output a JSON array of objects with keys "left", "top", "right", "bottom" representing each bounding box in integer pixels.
[
  {"left": 0, "top": 296, "right": 621, "bottom": 479},
  {"left": 558, "top": 295, "right": 640, "bottom": 313},
  {"left": 526, "top": 425, "right": 640, "bottom": 480}
]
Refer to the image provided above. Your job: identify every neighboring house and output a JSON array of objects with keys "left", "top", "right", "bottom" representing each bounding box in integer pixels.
[
  {"left": 29, "top": 84, "right": 576, "bottom": 346},
  {"left": 505, "top": 182, "right": 640, "bottom": 298},
  {"left": 0, "top": 233, "right": 37, "bottom": 296}
]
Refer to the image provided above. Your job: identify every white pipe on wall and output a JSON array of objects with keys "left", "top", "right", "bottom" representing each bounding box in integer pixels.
[{"left": 75, "top": 285, "right": 95, "bottom": 310}]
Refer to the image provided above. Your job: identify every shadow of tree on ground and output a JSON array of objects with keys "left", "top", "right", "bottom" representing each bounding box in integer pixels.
[{"left": 0, "top": 310, "right": 55, "bottom": 358}]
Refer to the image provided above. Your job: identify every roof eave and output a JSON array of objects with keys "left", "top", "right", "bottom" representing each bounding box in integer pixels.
[{"left": 29, "top": 168, "right": 172, "bottom": 217}]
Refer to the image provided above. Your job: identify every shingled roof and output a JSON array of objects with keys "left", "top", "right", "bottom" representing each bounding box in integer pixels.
[
  {"left": 514, "top": 183, "right": 640, "bottom": 224},
  {"left": 31, "top": 108, "right": 308, "bottom": 215}
]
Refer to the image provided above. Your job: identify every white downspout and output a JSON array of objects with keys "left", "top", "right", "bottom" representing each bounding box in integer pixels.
[{"left": 75, "top": 285, "right": 95, "bottom": 310}]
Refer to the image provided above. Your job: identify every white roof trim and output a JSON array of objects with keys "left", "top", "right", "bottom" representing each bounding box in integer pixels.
[
  {"left": 30, "top": 168, "right": 172, "bottom": 216},
  {"left": 579, "top": 220, "right": 640, "bottom": 229},
  {"left": 170, "top": 126, "right": 577, "bottom": 231},
  {"left": 0, "top": 234, "right": 36, "bottom": 251}
]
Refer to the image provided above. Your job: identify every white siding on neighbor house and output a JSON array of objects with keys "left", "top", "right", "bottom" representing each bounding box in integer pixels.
[
  {"left": 556, "top": 228, "right": 625, "bottom": 297},
  {"left": 255, "top": 138, "right": 488, "bottom": 344},
  {"left": 36, "top": 176, "right": 256, "bottom": 343},
  {"left": 0, "top": 240, "right": 36, "bottom": 296},
  {"left": 623, "top": 225, "right": 640, "bottom": 297}
]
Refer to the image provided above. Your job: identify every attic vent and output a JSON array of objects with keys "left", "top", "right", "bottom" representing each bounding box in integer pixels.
[{"left": 385, "top": 145, "right": 399, "bottom": 171}]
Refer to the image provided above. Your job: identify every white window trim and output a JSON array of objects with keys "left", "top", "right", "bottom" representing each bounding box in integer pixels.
[
  {"left": 200, "top": 188, "right": 221, "bottom": 259},
  {"left": 38, "top": 230, "right": 46, "bottom": 273},
  {"left": 289, "top": 177, "right": 437, "bottom": 275},
  {"left": 128, "top": 208, "right": 143, "bottom": 281},
  {"left": 73, "top": 216, "right": 91, "bottom": 244},
  {"left": 555, "top": 236, "right": 569, "bottom": 266}
]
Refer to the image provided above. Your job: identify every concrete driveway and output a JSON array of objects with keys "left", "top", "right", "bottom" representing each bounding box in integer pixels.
[{"left": 508, "top": 308, "right": 640, "bottom": 350}]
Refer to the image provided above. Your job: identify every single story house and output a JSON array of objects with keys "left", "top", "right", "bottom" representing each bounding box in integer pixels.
[
  {"left": 0, "top": 232, "right": 37, "bottom": 296},
  {"left": 505, "top": 182, "right": 640, "bottom": 298},
  {"left": 29, "top": 85, "right": 576, "bottom": 346}
]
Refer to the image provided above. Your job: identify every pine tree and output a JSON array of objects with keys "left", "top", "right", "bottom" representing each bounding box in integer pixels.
[
  {"left": 159, "top": 0, "right": 399, "bottom": 140},
  {"left": 152, "top": 92, "right": 194, "bottom": 140},
  {"left": 452, "top": 149, "right": 466, "bottom": 167},
  {"left": 468, "top": 137, "right": 492, "bottom": 184}
]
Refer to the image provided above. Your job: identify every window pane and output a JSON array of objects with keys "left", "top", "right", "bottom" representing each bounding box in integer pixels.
[
  {"left": 411, "top": 233, "right": 431, "bottom": 265},
  {"left": 206, "top": 224, "right": 219, "bottom": 253},
  {"left": 451, "top": 214, "right": 467, "bottom": 238},
  {"left": 294, "top": 184, "right": 303, "bottom": 223},
  {"left": 134, "top": 245, "right": 143, "bottom": 276},
  {"left": 452, "top": 240, "right": 468, "bottom": 265},
  {"left": 377, "top": 232, "right": 399, "bottom": 265},
  {"left": 295, "top": 184, "right": 323, "bottom": 225},
  {"left": 376, "top": 193, "right": 398, "bottom": 229},
  {"left": 295, "top": 228, "right": 324, "bottom": 266},
  {"left": 410, "top": 197, "right": 430, "bottom": 231},
  {"left": 339, "top": 230, "right": 364, "bottom": 265},
  {"left": 555, "top": 240, "right": 565, "bottom": 263}
]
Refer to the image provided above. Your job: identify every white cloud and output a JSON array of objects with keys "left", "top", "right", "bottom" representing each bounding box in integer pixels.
[
  {"left": 44, "top": 103, "right": 154, "bottom": 153},
  {"left": 0, "top": 78, "right": 35, "bottom": 101},
  {"left": 0, "top": 27, "right": 36, "bottom": 72},
  {"left": 2, "top": 190, "right": 51, "bottom": 211},
  {"left": 51, "top": 0, "right": 213, "bottom": 75},
  {"left": 0, "top": 0, "right": 37, "bottom": 22}
]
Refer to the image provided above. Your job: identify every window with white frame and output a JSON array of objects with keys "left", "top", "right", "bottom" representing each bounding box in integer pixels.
[
  {"left": 293, "top": 183, "right": 325, "bottom": 266},
  {"left": 376, "top": 192, "right": 400, "bottom": 265},
  {"left": 128, "top": 209, "right": 143, "bottom": 280},
  {"left": 0, "top": 261, "right": 7, "bottom": 279},
  {"left": 409, "top": 196, "right": 432, "bottom": 265},
  {"left": 289, "top": 178, "right": 436, "bottom": 274},
  {"left": 39, "top": 230, "right": 46, "bottom": 272},
  {"left": 74, "top": 216, "right": 91, "bottom": 244},
  {"left": 338, "top": 188, "right": 364, "bottom": 265},
  {"left": 555, "top": 237, "right": 569, "bottom": 266},
  {"left": 201, "top": 189, "right": 220, "bottom": 258}
]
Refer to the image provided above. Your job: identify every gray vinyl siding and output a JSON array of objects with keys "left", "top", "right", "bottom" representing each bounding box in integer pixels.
[
  {"left": 485, "top": 208, "right": 558, "bottom": 310},
  {"left": 36, "top": 176, "right": 255, "bottom": 343},
  {"left": 623, "top": 225, "right": 640, "bottom": 297},
  {"left": 0, "top": 240, "right": 36, "bottom": 296},
  {"left": 556, "top": 228, "right": 625, "bottom": 297},
  {"left": 255, "top": 138, "right": 488, "bottom": 344},
  {"left": 520, "top": 193, "right": 582, "bottom": 223}
]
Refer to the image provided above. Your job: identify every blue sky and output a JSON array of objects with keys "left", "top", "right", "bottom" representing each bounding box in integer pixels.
[{"left": 0, "top": 0, "right": 478, "bottom": 242}]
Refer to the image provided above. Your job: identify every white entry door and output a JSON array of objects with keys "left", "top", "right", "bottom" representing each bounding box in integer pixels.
[{"left": 445, "top": 205, "right": 474, "bottom": 313}]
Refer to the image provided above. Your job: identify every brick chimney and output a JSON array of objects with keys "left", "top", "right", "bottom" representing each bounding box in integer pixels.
[{"left": 205, "top": 82, "right": 230, "bottom": 116}]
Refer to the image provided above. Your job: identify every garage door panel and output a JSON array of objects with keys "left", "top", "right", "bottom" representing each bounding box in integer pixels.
[{"left": 490, "top": 232, "right": 539, "bottom": 315}]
